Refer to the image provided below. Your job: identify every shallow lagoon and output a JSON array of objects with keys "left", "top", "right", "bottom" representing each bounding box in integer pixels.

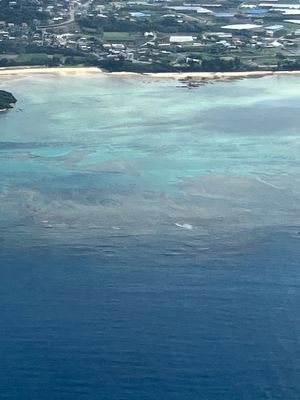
[{"left": 0, "top": 75, "right": 300, "bottom": 399}]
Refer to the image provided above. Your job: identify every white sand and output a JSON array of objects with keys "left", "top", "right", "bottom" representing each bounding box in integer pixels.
[
  {"left": 145, "top": 70, "right": 300, "bottom": 79},
  {"left": 0, "top": 66, "right": 102, "bottom": 76},
  {"left": 0, "top": 66, "right": 300, "bottom": 80}
]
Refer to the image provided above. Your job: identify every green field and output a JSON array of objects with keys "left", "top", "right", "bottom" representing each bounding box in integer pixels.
[
  {"left": 0, "top": 53, "right": 87, "bottom": 66},
  {"left": 103, "top": 31, "right": 144, "bottom": 42},
  {"left": 15, "top": 53, "right": 52, "bottom": 63}
]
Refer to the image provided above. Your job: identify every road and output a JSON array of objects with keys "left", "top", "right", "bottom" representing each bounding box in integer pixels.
[{"left": 38, "top": 0, "right": 93, "bottom": 29}]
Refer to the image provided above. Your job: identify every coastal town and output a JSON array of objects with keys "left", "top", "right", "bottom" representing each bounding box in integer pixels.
[{"left": 0, "top": 0, "right": 300, "bottom": 71}]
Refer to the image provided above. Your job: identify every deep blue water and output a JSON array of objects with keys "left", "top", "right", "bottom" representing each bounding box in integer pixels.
[
  {"left": 1, "top": 234, "right": 300, "bottom": 400},
  {"left": 0, "top": 74, "right": 300, "bottom": 399}
]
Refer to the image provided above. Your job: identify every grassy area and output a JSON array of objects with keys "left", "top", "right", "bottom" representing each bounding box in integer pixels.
[
  {"left": 0, "top": 53, "right": 87, "bottom": 66},
  {"left": 0, "top": 53, "right": 51, "bottom": 65},
  {"left": 103, "top": 31, "right": 144, "bottom": 42},
  {"left": 282, "top": 22, "right": 300, "bottom": 34},
  {"left": 15, "top": 53, "right": 52, "bottom": 63}
]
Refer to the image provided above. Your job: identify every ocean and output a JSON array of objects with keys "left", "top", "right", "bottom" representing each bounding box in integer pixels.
[{"left": 0, "top": 74, "right": 300, "bottom": 399}]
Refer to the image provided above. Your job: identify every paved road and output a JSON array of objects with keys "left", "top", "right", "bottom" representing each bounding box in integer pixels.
[{"left": 38, "top": 0, "right": 93, "bottom": 29}]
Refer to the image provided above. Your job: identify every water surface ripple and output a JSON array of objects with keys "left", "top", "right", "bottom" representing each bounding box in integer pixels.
[{"left": 0, "top": 75, "right": 300, "bottom": 399}]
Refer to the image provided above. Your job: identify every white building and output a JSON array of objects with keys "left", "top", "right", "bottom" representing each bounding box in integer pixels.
[
  {"left": 222, "top": 24, "right": 263, "bottom": 31},
  {"left": 169, "top": 36, "right": 195, "bottom": 44}
]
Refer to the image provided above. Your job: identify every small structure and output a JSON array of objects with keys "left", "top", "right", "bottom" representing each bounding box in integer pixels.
[
  {"left": 169, "top": 35, "right": 195, "bottom": 44},
  {"left": 166, "top": 6, "right": 212, "bottom": 14},
  {"left": 213, "top": 12, "right": 236, "bottom": 18},
  {"left": 222, "top": 24, "right": 263, "bottom": 31},
  {"left": 246, "top": 8, "right": 268, "bottom": 15},
  {"left": 112, "top": 43, "right": 126, "bottom": 50},
  {"left": 265, "top": 24, "right": 284, "bottom": 36},
  {"left": 130, "top": 12, "right": 151, "bottom": 17},
  {"left": 284, "top": 19, "right": 300, "bottom": 24}
]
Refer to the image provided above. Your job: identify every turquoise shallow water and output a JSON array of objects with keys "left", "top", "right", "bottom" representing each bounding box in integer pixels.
[
  {"left": 0, "top": 74, "right": 300, "bottom": 399},
  {"left": 1, "top": 74, "right": 300, "bottom": 258}
]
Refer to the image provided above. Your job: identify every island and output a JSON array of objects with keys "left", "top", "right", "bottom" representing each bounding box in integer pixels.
[{"left": 0, "top": 90, "right": 17, "bottom": 111}]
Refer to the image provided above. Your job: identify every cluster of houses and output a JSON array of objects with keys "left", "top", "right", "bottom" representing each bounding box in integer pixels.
[
  {"left": 0, "top": 0, "right": 299, "bottom": 69},
  {"left": 0, "top": 21, "right": 30, "bottom": 43},
  {"left": 93, "top": 0, "right": 300, "bottom": 68}
]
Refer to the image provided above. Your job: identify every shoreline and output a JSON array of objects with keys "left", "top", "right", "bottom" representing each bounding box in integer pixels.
[
  {"left": 0, "top": 66, "right": 102, "bottom": 76},
  {"left": 0, "top": 66, "right": 300, "bottom": 80}
]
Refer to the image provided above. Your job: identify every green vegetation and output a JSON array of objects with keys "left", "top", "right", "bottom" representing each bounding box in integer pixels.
[
  {"left": 0, "top": 52, "right": 97, "bottom": 67},
  {"left": 98, "top": 56, "right": 242, "bottom": 73},
  {"left": 0, "top": 0, "right": 48, "bottom": 26},
  {"left": 77, "top": 13, "right": 203, "bottom": 34},
  {"left": 103, "top": 32, "right": 144, "bottom": 42},
  {"left": 0, "top": 90, "right": 17, "bottom": 110}
]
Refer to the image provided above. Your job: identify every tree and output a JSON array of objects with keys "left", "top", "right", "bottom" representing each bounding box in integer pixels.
[
  {"left": 0, "top": 58, "right": 9, "bottom": 67},
  {"left": 47, "top": 56, "right": 61, "bottom": 67}
]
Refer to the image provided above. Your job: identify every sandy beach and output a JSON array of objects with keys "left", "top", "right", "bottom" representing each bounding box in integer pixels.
[
  {"left": 146, "top": 70, "right": 300, "bottom": 79},
  {"left": 0, "top": 65, "right": 300, "bottom": 80},
  {"left": 0, "top": 66, "right": 102, "bottom": 76}
]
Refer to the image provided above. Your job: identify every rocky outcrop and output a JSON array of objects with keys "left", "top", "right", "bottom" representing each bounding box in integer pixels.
[{"left": 0, "top": 90, "right": 17, "bottom": 111}]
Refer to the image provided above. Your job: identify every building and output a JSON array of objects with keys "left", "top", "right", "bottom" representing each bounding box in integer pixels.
[{"left": 169, "top": 35, "right": 195, "bottom": 44}]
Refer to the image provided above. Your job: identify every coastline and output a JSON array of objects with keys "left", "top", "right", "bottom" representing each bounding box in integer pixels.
[
  {"left": 0, "top": 65, "right": 300, "bottom": 80},
  {"left": 146, "top": 70, "right": 300, "bottom": 79},
  {"left": 0, "top": 66, "right": 102, "bottom": 76}
]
